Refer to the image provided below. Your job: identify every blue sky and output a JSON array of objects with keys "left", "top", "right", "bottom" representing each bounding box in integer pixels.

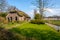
[{"left": 7, "top": 0, "right": 60, "bottom": 18}]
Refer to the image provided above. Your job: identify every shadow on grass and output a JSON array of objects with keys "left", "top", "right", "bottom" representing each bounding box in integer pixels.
[{"left": 0, "top": 27, "right": 22, "bottom": 40}]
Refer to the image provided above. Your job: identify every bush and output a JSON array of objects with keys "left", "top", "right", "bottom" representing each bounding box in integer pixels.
[
  {"left": 0, "top": 12, "right": 7, "bottom": 18},
  {"left": 34, "top": 13, "right": 41, "bottom": 19},
  {"left": 30, "top": 19, "right": 45, "bottom": 24}
]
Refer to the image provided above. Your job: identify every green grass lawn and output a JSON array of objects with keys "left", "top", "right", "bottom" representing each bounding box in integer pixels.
[
  {"left": 17, "top": 23, "right": 55, "bottom": 31},
  {"left": 2, "top": 22, "right": 19, "bottom": 29},
  {"left": 2, "top": 21, "right": 27, "bottom": 29},
  {"left": 9, "top": 23, "right": 60, "bottom": 40}
]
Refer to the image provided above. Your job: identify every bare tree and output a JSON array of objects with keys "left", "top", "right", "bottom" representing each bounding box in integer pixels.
[
  {"left": 7, "top": 5, "right": 16, "bottom": 12},
  {"left": 33, "top": 0, "right": 52, "bottom": 19},
  {"left": 0, "top": 0, "right": 8, "bottom": 12}
]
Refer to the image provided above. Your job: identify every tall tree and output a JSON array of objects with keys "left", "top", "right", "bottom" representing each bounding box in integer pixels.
[
  {"left": 0, "top": 0, "right": 7, "bottom": 12},
  {"left": 33, "top": 0, "right": 52, "bottom": 19}
]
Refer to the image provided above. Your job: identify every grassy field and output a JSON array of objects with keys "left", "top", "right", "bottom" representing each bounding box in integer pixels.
[
  {"left": 9, "top": 23, "right": 60, "bottom": 40},
  {"left": 1, "top": 22, "right": 19, "bottom": 29},
  {"left": 50, "top": 20, "right": 60, "bottom": 26},
  {"left": 46, "top": 20, "right": 60, "bottom": 26},
  {"left": 1, "top": 21, "right": 27, "bottom": 29},
  {"left": 16, "top": 23, "right": 55, "bottom": 31}
]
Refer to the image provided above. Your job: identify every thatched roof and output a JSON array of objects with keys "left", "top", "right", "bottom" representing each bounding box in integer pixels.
[
  {"left": 18, "top": 11, "right": 30, "bottom": 18},
  {"left": 9, "top": 9, "right": 30, "bottom": 18}
]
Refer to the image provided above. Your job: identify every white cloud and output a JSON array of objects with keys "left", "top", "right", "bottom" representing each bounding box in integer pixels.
[
  {"left": 44, "top": 8, "right": 60, "bottom": 16},
  {"left": 44, "top": 8, "right": 54, "bottom": 13},
  {"left": 27, "top": 6, "right": 60, "bottom": 18},
  {"left": 29, "top": 10, "right": 34, "bottom": 15},
  {"left": 26, "top": 10, "right": 34, "bottom": 19}
]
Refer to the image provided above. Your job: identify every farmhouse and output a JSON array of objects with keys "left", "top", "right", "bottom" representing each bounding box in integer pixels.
[{"left": 6, "top": 9, "right": 30, "bottom": 22}]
